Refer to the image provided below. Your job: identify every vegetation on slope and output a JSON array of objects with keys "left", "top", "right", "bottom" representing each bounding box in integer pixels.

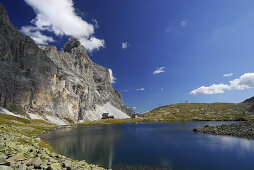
[
  {"left": 0, "top": 114, "right": 104, "bottom": 169},
  {"left": 141, "top": 103, "right": 254, "bottom": 121},
  {"left": 0, "top": 114, "right": 58, "bottom": 151}
]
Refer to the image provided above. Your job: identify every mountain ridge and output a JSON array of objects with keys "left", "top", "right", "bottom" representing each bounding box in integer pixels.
[
  {"left": 142, "top": 98, "right": 254, "bottom": 121},
  {"left": 0, "top": 3, "right": 134, "bottom": 122}
]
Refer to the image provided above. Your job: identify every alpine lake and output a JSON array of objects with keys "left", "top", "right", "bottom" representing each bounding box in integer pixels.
[{"left": 45, "top": 122, "right": 254, "bottom": 170}]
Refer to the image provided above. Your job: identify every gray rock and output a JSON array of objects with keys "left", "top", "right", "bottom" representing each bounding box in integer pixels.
[
  {"left": 8, "top": 154, "right": 26, "bottom": 162},
  {"left": 0, "top": 3, "right": 135, "bottom": 121},
  {"left": 0, "top": 158, "right": 9, "bottom": 166},
  {"left": 26, "top": 157, "right": 42, "bottom": 168},
  {"left": 0, "top": 154, "right": 6, "bottom": 160},
  {"left": 193, "top": 120, "right": 254, "bottom": 139},
  {"left": 16, "top": 164, "right": 26, "bottom": 170},
  {"left": 0, "top": 165, "right": 12, "bottom": 170}
]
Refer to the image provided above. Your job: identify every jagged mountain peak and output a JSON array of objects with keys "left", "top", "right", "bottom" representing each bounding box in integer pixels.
[
  {"left": 63, "top": 38, "right": 82, "bottom": 52},
  {"left": 0, "top": 3, "right": 135, "bottom": 122},
  {"left": 0, "top": 3, "right": 9, "bottom": 22}
]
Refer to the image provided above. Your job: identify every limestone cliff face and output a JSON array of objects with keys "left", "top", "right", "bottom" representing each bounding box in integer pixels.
[{"left": 0, "top": 3, "right": 134, "bottom": 121}]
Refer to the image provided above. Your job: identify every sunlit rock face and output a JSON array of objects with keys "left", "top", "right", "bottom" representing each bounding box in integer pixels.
[{"left": 0, "top": 3, "right": 134, "bottom": 121}]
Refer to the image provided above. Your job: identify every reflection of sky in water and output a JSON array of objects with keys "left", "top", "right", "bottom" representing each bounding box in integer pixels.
[
  {"left": 46, "top": 122, "right": 254, "bottom": 170},
  {"left": 197, "top": 134, "right": 254, "bottom": 157}
]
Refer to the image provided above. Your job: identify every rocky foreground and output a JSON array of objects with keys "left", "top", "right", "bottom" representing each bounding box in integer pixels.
[
  {"left": 0, "top": 114, "right": 104, "bottom": 170},
  {"left": 193, "top": 121, "right": 254, "bottom": 139}
]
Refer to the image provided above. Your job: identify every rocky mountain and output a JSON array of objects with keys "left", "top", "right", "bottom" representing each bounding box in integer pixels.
[
  {"left": 242, "top": 96, "right": 254, "bottom": 104},
  {"left": 0, "top": 3, "right": 134, "bottom": 122},
  {"left": 242, "top": 96, "right": 254, "bottom": 112}
]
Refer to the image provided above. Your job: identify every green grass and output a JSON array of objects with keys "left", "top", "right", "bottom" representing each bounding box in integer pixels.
[
  {"left": 79, "top": 118, "right": 147, "bottom": 126},
  {"left": 64, "top": 118, "right": 75, "bottom": 125},
  {"left": 0, "top": 114, "right": 58, "bottom": 151},
  {"left": 142, "top": 103, "right": 254, "bottom": 121},
  {"left": 9, "top": 108, "right": 30, "bottom": 118}
]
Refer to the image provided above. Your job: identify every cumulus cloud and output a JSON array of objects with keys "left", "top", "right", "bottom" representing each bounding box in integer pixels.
[
  {"left": 153, "top": 67, "right": 165, "bottom": 75},
  {"left": 108, "top": 69, "right": 116, "bottom": 84},
  {"left": 191, "top": 73, "right": 254, "bottom": 95},
  {"left": 132, "top": 107, "right": 136, "bottom": 109},
  {"left": 180, "top": 20, "right": 188, "bottom": 27},
  {"left": 160, "top": 88, "right": 164, "bottom": 91},
  {"left": 21, "top": 0, "right": 104, "bottom": 52},
  {"left": 122, "top": 42, "right": 129, "bottom": 49},
  {"left": 223, "top": 73, "right": 233, "bottom": 77},
  {"left": 136, "top": 88, "right": 145, "bottom": 91},
  {"left": 20, "top": 26, "right": 54, "bottom": 45}
]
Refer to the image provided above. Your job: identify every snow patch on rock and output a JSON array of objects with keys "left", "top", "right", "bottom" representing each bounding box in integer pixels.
[
  {"left": 85, "top": 102, "right": 130, "bottom": 121},
  {"left": 0, "top": 107, "right": 24, "bottom": 118},
  {"left": 45, "top": 115, "right": 68, "bottom": 125},
  {"left": 28, "top": 113, "right": 44, "bottom": 120},
  {"left": 0, "top": 107, "right": 68, "bottom": 125}
]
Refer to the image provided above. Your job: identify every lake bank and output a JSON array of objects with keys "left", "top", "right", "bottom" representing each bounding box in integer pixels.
[
  {"left": 193, "top": 120, "right": 254, "bottom": 139},
  {"left": 1, "top": 113, "right": 254, "bottom": 170},
  {"left": 0, "top": 114, "right": 104, "bottom": 170}
]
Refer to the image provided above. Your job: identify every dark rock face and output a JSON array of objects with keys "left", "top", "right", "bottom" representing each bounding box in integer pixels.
[
  {"left": 242, "top": 96, "right": 254, "bottom": 104},
  {"left": 242, "top": 96, "right": 254, "bottom": 113},
  {"left": 0, "top": 3, "right": 134, "bottom": 121}
]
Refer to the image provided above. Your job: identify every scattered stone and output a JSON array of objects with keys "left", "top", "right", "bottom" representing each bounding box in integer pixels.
[
  {"left": 0, "top": 158, "right": 10, "bottom": 166},
  {"left": 16, "top": 164, "right": 26, "bottom": 170},
  {"left": 26, "top": 157, "right": 42, "bottom": 168},
  {"left": 8, "top": 154, "right": 26, "bottom": 162},
  {"left": 0, "top": 165, "right": 12, "bottom": 170},
  {"left": 193, "top": 120, "right": 254, "bottom": 139}
]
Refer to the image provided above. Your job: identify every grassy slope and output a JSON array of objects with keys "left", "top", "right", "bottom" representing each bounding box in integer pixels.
[
  {"left": 0, "top": 114, "right": 59, "bottom": 151},
  {"left": 141, "top": 103, "right": 254, "bottom": 121}
]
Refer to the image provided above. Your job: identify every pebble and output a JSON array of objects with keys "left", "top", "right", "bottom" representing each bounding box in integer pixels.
[
  {"left": 193, "top": 120, "right": 254, "bottom": 139},
  {"left": 0, "top": 129, "right": 105, "bottom": 170}
]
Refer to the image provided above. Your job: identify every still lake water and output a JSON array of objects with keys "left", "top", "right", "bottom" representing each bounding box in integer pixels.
[{"left": 46, "top": 122, "right": 254, "bottom": 169}]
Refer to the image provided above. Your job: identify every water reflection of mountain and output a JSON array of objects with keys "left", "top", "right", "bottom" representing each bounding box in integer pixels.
[{"left": 46, "top": 126, "right": 124, "bottom": 168}]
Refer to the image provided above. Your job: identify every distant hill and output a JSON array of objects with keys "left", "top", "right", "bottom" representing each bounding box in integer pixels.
[{"left": 141, "top": 101, "right": 254, "bottom": 121}]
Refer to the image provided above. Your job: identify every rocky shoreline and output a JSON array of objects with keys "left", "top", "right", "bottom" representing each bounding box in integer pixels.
[
  {"left": 0, "top": 129, "right": 104, "bottom": 170},
  {"left": 0, "top": 114, "right": 105, "bottom": 170},
  {"left": 193, "top": 120, "right": 254, "bottom": 139}
]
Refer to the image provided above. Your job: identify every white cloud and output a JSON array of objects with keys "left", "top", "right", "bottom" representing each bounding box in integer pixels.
[
  {"left": 132, "top": 107, "right": 136, "bottom": 109},
  {"left": 122, "top": 42, "right": 129, "bottom": 49},
  {"left": 160, "top": 88, "right": 164, "bottom": 91},
  {"left": 190, "top": 73, "right": 254, "bottom": 95},
  {"left": 190, "top": 84, "right": 231, "bottom": 95},
  {"left": 79, "top": 37, "right": 105, "bottom": 52},
  {"left": 20, "top": 26, "right": 54, "bottom": 45},
  {"left": 92, "top": 19, "right": 99, "bottom": 29},
  {"left": 180, "top": 20, "right": 188, "bottom": 27},
  {"left": 21, "top": 0, "right": 104, "bottom": 52},
  {"left": 153, "top": 67, "right": 165, "bottom": 75},
  {"left": 223, "top": 73, "right": 233, "bottom": 77},
  {"left": 136, "top": 88, "right": 145, "bottom": 91},
  {"left": 123, "top": 90, "right": 128, "bottom": 92},
  {"left": 108, "top": 69, "right": 116, "bottom": 84}
]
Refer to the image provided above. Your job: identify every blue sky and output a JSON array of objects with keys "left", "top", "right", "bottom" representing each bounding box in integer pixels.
[{"left": 2, "top": 0, "right": 254, "bottom": 113}]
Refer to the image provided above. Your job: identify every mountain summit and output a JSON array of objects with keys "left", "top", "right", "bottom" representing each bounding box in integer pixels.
[{"left": 0, "top": 3, "right": 134, "bottom": 121}]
